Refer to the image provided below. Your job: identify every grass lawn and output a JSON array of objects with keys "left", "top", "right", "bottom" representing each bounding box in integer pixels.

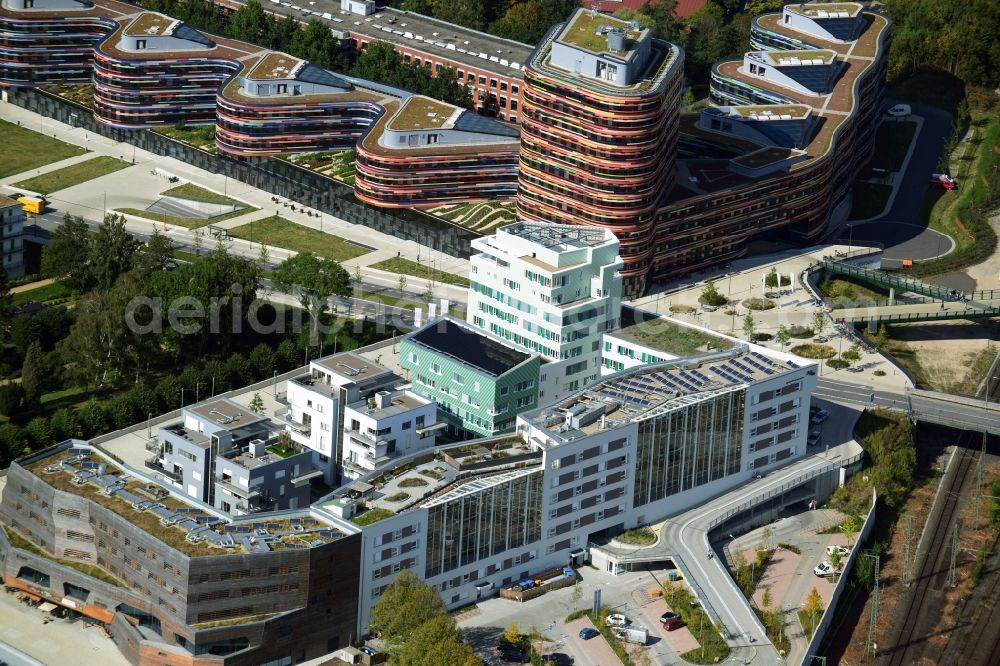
[
  {"left": 848, "top": 181, "right": 893, "bottom": 220},
  {"left": 152, "top": 124, "right": 217, "bottom": 153},
  {"left": 11, "top": 281, "right": 74, "bottom": 306},
  {"left": 14, "top": 156, "right": 130, "bottom": 194},
  {"left": 867, "top": 120, "right": 917, "bottom": 172},
  {"left": 818, "top": 277, "right": 889, "bottom": 307},
  {"left": 370, "top": 257, "right": 469, "bottom": 287},
  {"left": 116, "top": 205, "right": 256, "bottom": 230},
  {"left": 162, "top": 183, "right": 242, "bottom": 206},
  {"left": 228, "top": 215, "right": 370, "bottom": 263},
  {"left": 617, "top": 316, "right": 732, "bottom": 355},
  {"left": 0, "top": 118, "right": 87, "bottom": 178}
]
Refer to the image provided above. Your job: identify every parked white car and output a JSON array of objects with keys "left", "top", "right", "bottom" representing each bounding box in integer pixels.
[
  {"left": 814, "top": 560, "right": 839, "bottom": 577},
  {"left": 826, "top": 545, "right": 851, "bottom": 557},
  {"left": 887, "top": 103, "right": 911, "bottom": 117},
  {"left": 605, "top": 613, "right": 629, "bottom": 628}
]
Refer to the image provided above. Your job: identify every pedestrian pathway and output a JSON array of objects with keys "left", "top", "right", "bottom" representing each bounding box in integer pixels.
[{"left": 0, "top": 102, "right": 471, "bottom": 292}]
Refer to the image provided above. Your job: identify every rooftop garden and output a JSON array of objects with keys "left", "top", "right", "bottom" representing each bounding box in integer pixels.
[
  {"left": 27, "top": 455, "right": 222, "bottom": 557},
  {"left": 617, "top": 317, "right": 733, "bottom": 356},
  {"left": 561, "top": 12, "right": 639, "bottom": 54},
  {"left": 389, "top": 97, "right": 456, "bottom": 131},
  {"left": 733, "top": 147, "right": 792, "bottom": 168},
  {"left": 350, "top": 506, "right": 395, "bottom": 526}
]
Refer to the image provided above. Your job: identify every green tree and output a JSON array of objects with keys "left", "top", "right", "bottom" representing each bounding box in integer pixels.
[
  {"left": 873, "top": 324, "right": 889, "bottom": 349},
  {"left": 742, "top": 312, "right": 756, "bottom": 341},
  {"left": 78, "top": 398, "right": 106, "bottom": 437},
  {"left": 91, "top": 213, "right": 141, "bottom": 293},
  {"left": 842, "top": 343, "right": 862, "bottom": 366},
  {"left": 0, "top": 384, "right": 25, "bottom": 419},
  {"left": 491, "top": 2, "right": 545, "bottom": 43},
  {"left": 812, "top": 311, "right": 827, "bottom": 337},
  {"left": 370, "top": 569, "right": 448, "bottom": 651},
  {"left": 138, "top": 225, "right": 176, "bottom": 274},
  {"left": 24, "top": 417, "right": 53, "bottom": 450},
  {"left": 829, "top": 549, "right": 843, "bottom": 581},
  {"left": 775, "top": 325, "right": 791, "bottom": 351},
  {"left": 761, "top": 586, "right": 772, "bottom": 610},
  {"left": 701, "top": 279, "right": 726, "bottom": 306},
  {"left": 503, "top": 622, "right": 521, "bottom": 644},
  {"left": 273, "top": 252, "right": 351, "bottom": 335},
  {"left": 765, "top": 267, "right": 779, "bottom": 290},
  {"left": 49, "top": 407, "right": 81, "bottom": 440},
  {"left": 293, "top": 18, "right": 345, "bottom": 71},
  {"left": 842, "top": 515, "right": 861, "bottom": 548},
  {"left": 0, "top": 265, "right": 11, "bottom": 337},
  {"left": 248, "top": 392, "right": 265, "bottom": 414},
  {"left": 42, "top": 213, "right": 92, "bottom": 291},
  {"left": 228, "top": 0, "right": 268, "bottom": 43},
  {"left": 20, "top": 342, "right": 52, "bottom": 408},
  {"left": 395, "top": 614, "right": 481, "bottom": 666}
]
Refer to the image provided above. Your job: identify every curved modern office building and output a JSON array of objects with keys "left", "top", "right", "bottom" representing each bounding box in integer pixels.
[
  {"left": 215, "top": 52, "right": 385, "bottom": 156},
  {"left": 93, "top": 12, "right": 249, "bottom": 129},
  {"left": 0, "top": 0, "right": 122, "bottom": 87},
  {"left": 355, "top": 96, "right": 521, "bottom": 208},
  {"left": 517, "top": 10, "right": 684, "bottom": 287}
]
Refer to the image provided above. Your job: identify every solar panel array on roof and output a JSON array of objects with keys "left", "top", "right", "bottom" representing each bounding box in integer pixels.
[{"left": 69, "top": 447, "right": 89, "bottom": 455}]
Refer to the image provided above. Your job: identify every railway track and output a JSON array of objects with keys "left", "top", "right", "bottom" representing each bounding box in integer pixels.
[{"left": 881, "top": 436, "right": 978, "bottom": 666}]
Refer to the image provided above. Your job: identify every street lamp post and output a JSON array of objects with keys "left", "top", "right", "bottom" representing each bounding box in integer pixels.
[
  {"left": 147, "top": 412, "right": 153, "bottom": 439},
  {"left": 196, "top": 381, "right": 205, "bottom": 404}
]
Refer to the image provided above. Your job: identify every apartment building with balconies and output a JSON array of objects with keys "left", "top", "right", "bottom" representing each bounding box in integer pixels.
[
  {"left": 341, "top": 388, "right": 442, "bottom": 481},
  {"left": 283, "top": 351, "right": 403, "bottom": 485},
  {"left": 1, "top": 196, "right": 24, "bottom": 279},
  {"left": 467, "top": 222, "right": 623, "bottom": 403},
  {"left": 147, "top": 397, "right": 317, "bottom": 516}
]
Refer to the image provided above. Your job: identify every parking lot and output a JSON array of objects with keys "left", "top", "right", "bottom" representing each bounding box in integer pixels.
[{"left": 460, "top": 565, "right": 688, "bottom": 665}]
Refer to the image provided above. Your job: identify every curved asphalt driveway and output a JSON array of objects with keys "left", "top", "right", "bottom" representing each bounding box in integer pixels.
[{"left": 653, "top": 401, "right": 863, "bottom": 664}]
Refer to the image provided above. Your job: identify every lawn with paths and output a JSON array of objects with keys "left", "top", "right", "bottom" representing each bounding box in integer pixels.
[
  {"left": 0, "top": 119, "right": 87, "bottom": 178},
  {"left": 227, "top": 215, "right": 370, "bottom": 263},
  {"left": 14, "top": 156, "right": 130, "bottom": 194}
]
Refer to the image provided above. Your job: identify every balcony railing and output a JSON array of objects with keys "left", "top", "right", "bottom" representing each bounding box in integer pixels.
[
  {"left": 214, "top": 477, "right": 262, "bottom": 499},
  {"left": 144, "top": 458, "right": 182, "bottom": 483}
]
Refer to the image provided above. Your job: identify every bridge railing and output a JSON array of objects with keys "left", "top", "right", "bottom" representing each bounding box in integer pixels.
[{"left": 838, "top": 306, "right": 1000, "bottom": 324}]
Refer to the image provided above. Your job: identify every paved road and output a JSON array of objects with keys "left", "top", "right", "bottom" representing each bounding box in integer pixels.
[
  {"left": 813, "top": 379, "right": 1000, "bottom": 434},
  {"left": 25, "top": 213, "right": 429, "bottom": 330}
]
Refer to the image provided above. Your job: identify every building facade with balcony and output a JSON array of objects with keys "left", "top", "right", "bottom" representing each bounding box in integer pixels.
[
  {"left": 467, "top": 222, "right": 623, "bottom": 404},
  {"left": 148, "top": 398, "right": 317, "bottom": 516},
  {"left": 400, "top": 316, "right": 540, "bottom": 438},
  {"left": 284, "top": 351, "right": 403, "bottom": 485},
  {"left": 341, "top": 388, "right": 441, "bottom": 481},
  {"left": 215, "top": 51, "right": 387, "bottom": 157},
  {"left": 1, "top": 196, "right": 24, "bottom": 279}
]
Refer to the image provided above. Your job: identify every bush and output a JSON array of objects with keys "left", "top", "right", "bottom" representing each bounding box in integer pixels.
[
  {"left": 827, "top": 358, "right": 850, "bottom": 369},
  {"left": 790, "top": 344, "right": 837, "bottom": 359},
  {"left": 615, "top": 527, "right": 657, "bottom": 545},
  {"left": 873, "top": 369, "right": 887, "bottom": 376},
  {"left": 743, "top": 297, "right": 776, "bottom": 311},
  {"left": 788, "top": 325, "right": 815, "bottom": 339},
  {"left": 670, "top": 304, "right": 697, "bottom": 314},
  {"left": 0, "top": 383, "right": 25, "bottom": 419},
  {"left": 751, "top": 333, "right": 773, "bottom": 342},
  {"left": 398, "top": 477, "right": 428, "bottom": 487}
]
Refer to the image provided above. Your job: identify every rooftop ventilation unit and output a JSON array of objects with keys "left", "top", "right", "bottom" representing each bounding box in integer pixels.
[{"left": 337, "top": 362, "right": 362, "bottom": 376}]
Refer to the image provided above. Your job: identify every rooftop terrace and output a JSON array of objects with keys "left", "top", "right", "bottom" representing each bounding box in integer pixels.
[
  {"left": 728, "top": 104, "right": 812, "bottom": 120},
  {"left": 123, "top": 12, "right": 175, "bottom": 37},
  {"left": 188, "top": 398, "right": 266, "bottom": 432},
  {"left": 22, "top": 444, "right": 345, "bottom": 557},
  {"left": 733, "top": 146, "right": 797, "bottom": 168},
  {"left": 786, "top": 2, "right": 861, "bottom": 19},
  {"left": 558, "top": 10, "right": 644, "bottom": 56},
  {"left": 613, "top": 313, "right": 735, "bottom": 356},
  {"left": 246, "top": 52, "right": 304, "bottom": 80},
  {"left": 386, "top": 96, "right": 460, "bottom": 131}
]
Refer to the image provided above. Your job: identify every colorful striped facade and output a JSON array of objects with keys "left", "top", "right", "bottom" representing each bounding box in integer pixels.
[
  {"left": 214, "top": 53, "right": 386, "bottom": 156},
  {"left": 0, "top": 0, "right": 122, "bottom": 88},
  {"left": 355, "top": 98, "right": 520, "bottom": 208},
  {"left": 518, "top": 5, "right": 889, "bottom": 297},
  {"left": 517, "top": 15, "right": 684, "bottom": 287}
]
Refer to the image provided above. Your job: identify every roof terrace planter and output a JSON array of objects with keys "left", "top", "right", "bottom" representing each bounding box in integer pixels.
[{"left": 441, "top": 441, "right": 540, "bottom": 472}]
